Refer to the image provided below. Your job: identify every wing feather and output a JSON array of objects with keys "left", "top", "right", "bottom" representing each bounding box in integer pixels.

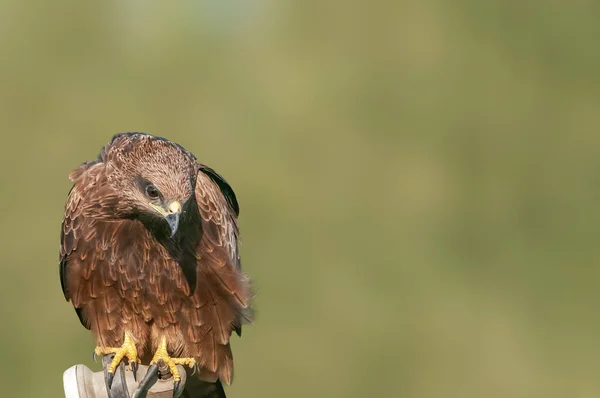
[
  {"left": 185, "top": 167, "right": 253, "bottom": 385},
  {"left": 59, "top": 161, "right": 157, "bottom": 350}
]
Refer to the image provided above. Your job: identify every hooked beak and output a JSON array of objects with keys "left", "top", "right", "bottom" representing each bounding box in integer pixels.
[{"left": 165, "top": 201, "right": 182, "bottom": 238}]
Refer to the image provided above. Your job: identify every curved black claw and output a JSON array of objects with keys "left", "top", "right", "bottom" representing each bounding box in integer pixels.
[
  {"left": 173, "top": 380, "right": 181, "bottom": 398},
  {"left": 133, "top": 363, "right": 159, "bottom": 398},
  {"left": 131, "top": 362, "right": 139, "bottom": 381},
  {"left": 191, "top": 362, "right": 198, "bottom": 376},
  {"left": 106, "top": 371, "right": 115, "bottom": 390}
]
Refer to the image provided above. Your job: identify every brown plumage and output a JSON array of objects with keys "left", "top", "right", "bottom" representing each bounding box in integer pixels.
[{"left": 59, "top": 133, "right": 253, "bottom": 396}]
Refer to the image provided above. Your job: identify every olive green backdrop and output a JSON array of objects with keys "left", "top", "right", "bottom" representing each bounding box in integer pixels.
[{"left": 1, "top": 1, "right": 599, "bottom": 397}]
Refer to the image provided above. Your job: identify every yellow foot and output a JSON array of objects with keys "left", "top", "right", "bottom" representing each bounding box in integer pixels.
[
  {"left": 94, "top": 331, "right": 140, "bottom": 387},
  {"left": 150, "top": 336, "right": 197, "bottom": 391}
]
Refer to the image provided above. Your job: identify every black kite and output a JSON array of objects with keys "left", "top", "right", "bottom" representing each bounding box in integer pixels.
[{"left": 59, "top": 133, "right": 253, "bottom": 397}]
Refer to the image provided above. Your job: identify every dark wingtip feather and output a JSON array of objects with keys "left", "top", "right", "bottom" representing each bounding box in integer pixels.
[
  {"left": 198, "top": 164, "right": 240, "bottom": 216},
  {"left": 74, "top": 307, "right": 90, "bottom": 330},
  {"left": 59, "top": 258, "right": 70, "bottom": 300}
]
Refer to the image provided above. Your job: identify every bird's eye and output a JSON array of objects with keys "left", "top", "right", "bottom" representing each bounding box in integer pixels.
[{"left": 145, "top": 184, "right": 160, "bottom": 199}]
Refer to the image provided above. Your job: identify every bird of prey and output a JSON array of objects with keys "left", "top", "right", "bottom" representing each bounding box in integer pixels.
[{"left": 59, "top": 133, "right": 253, "bottom": 397}]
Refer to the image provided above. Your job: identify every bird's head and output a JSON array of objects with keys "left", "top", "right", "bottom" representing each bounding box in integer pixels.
[{"left": 102, "top": 133, "right": 198, "bottom": 237}]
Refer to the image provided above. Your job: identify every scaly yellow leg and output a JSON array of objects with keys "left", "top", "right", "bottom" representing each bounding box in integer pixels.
[
  {"left": 150, "top": 335, "right": 197, "bottom": 387},
  {"left": 94, "top": 330, "right": 140, "bottom": 386}
]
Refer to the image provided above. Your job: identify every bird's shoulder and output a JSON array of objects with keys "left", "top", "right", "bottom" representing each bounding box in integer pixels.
[
  {"left": 194, "top": 164, "right": 253, "bottom": 335},
  {"left": 197, "top": 164, "right": 239, "bottom": 216},
  {"left": 195, "top": 165, "right": 240, "bottom": 261}
]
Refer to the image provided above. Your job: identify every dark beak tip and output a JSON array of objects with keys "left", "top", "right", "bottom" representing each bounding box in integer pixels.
[{"left": 166, "top": 212, "right": 180, "bottom": 237}]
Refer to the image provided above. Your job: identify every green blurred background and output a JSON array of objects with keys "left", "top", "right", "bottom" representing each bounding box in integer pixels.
[{"left": 1, "top": 1, "right": 599, "bottom": 397}]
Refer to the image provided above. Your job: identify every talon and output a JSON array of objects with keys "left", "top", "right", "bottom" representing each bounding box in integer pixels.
[
  {"left": 173, "top": 379, "right": 181, "bottom": 397},
  {"left": 93, "top": 350, "right": 98, "bottom": 363},
  {"left": 131, "top": 361, "right": 139, "bottom": 381},
  {"left": 134, "top": 364, "right": 159, "bottom": 398},
  {"left": 191, "top": 362, "right": 198, "bottom": 376},
  {"left": 106, "top": 371, "right": 115, "bottom": 389},
  {"left": 94, "top": 331, "right": 139, "bottom": 387}
]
